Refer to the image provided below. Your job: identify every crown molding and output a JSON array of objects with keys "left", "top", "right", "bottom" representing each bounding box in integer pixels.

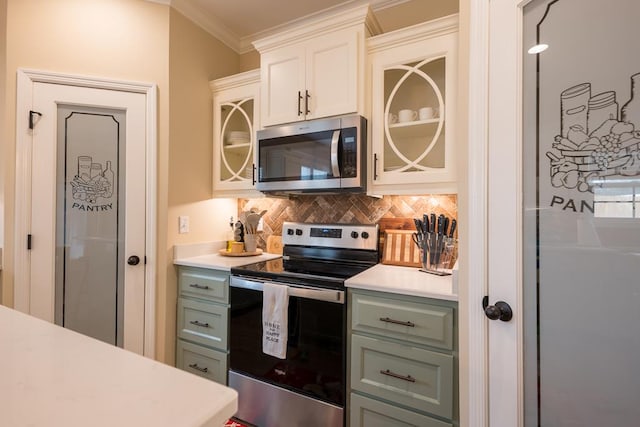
[
  {"left": 169, "top": 0, "right": 243, "bottom": 53},
  {"left": 367, "top": 13, "right": 459, "bottom": 53},
  {"left": 147, "top": 0, "right": 410, "bottom": 55}
]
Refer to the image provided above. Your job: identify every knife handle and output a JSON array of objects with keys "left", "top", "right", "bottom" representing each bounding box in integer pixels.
[
  {"left": 449, "top": 219, "right": 457, "bottom": 239},
  {"left": 430, "top": 213, "right": 436, "bottom": 233}
]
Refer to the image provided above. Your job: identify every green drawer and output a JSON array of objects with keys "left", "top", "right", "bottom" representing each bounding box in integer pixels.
[
  {"left": 176, "top": 339, "right": 228, "bottom": 385},
  {"left": 350, "top": 334, "right": 453, "bottom": 419},
  {"left": 350, "top": 291, "right": 453, "bottom": 350},
  {"left": 179, "top": 267, "right": 229, "bottom": 303},
  {"left": 350, "top": 393, "right": 452, "bottom": 427},
  {"left": 177, "top": 298, "right": 228, "bottom": 350}
]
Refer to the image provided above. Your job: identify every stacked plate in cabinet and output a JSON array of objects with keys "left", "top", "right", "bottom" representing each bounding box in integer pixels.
[{"left": 225, "top": 131, "right": 250, "bottom": 146}]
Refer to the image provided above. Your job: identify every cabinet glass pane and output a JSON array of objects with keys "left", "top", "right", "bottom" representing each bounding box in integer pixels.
[
  {"left": 219, "top": 99, "right": 253, "bottom": 182},
  {"left": 383, "top": 58, "right": 446, "bottom": 173}
]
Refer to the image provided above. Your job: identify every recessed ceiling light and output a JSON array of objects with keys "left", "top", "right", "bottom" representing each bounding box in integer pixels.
[{"left": 528, "top": 43, "right": 549, "bottom": 54}]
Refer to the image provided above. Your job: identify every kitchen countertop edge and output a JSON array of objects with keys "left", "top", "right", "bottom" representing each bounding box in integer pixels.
[{"left": 174, "top": 252, "right": 282, "bottom": 271}]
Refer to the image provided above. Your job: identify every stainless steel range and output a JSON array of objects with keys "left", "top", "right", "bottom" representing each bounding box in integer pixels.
[{"left": 229, "top": 222, "right": 379, "bottom": 427}]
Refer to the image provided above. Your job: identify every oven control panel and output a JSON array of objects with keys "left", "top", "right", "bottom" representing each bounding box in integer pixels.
[{"left": 282, "top": 222, "right": 378, "bottom": 250}]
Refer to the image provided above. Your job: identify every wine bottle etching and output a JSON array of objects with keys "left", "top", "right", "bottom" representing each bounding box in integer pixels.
[{"left": 71, "top": 155, "right": 115, "bottom": 204}]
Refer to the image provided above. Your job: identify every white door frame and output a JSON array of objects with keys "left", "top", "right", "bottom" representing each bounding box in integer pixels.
[
  {"left": 464, "top": 0, "right": 528, "bottom": 426},
  {"left": 460, "top": 0, "right": 491, "bottom": 425},
  {"left": 14, "top": 68, "right": 157, "bottom": 358}
]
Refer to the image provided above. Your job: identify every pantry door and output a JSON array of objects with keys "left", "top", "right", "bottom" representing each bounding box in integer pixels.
[
  {"left": 14, "top": 70, "right": 157, "bottom": 356},
  {"left": 484, "top": 0, "right": 640, "bottom": 426}
]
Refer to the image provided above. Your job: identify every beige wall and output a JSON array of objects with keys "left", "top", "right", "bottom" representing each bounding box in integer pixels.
[
  {"left": 239, "top": 50, "right": 260, "bottom": 72},
  {"left": 0, "top": 0, "right": 6, "bottom": 298},
  {"left": 163, "top": 8, "right": 239, "bottom": 364},
  {"left": 2, "top": 0, "right": 170, "bottom": 311}
]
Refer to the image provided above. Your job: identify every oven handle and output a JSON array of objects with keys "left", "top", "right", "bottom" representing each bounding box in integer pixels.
[
  {"left": 230, "top": 276, "right": 345, "bottom": 304},
  {"left": 330, "top": 129, "right": 341, "bottom": 178}
]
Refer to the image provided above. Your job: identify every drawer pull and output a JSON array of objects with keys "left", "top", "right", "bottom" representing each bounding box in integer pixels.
[
  {"left": 380, "top": 369, "right": 416, "bottom": 383},
  {"left": 189, "top": 320, "right": 210, "bottom": 328},
  {"left": 188, "top": 363, "right": 209, "bottom": 373},
  {"left": 379, "top": 317, "right": 415, "bottom": 327},
  {"left": 189, "top": 283, "right": 210, "bottom": 290}
]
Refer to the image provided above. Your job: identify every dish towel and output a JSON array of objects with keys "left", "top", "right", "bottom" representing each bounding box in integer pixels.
[{"left": 262, "top": 282, "right": 289, "bottom": 359}]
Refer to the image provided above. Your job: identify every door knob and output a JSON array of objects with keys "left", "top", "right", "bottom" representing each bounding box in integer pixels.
[
  {"left": 127, "top": 255, "right": 141, "bottom": 266},
  {"left": 482, "top": 296, "right": 513, "bottom": 322}
]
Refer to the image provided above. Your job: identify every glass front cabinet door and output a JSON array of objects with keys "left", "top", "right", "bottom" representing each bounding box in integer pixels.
[
  {"left": 368, "top": 15, "right": 458, "bottom": 194},
  {"left": 211, "top": 69, "right": 260, "bottom": 196}
]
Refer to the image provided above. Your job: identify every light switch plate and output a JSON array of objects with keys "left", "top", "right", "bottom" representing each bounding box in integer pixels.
[{"left": 178, "top": 216, "right": 189, "bottom": 234}]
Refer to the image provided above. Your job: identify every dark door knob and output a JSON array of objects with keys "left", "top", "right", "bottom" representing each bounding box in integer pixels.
[
  {"left": 482, "top": 296, "right": 513, "bottom": 322},
  {"left": 127, "top": 255, "right": 141, "bottom": 266}
]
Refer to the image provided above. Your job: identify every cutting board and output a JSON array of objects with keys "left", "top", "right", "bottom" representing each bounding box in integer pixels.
[
  {"left": 378, "top": 217, "right": 418, "bottom": 262},
  {"left": 381, "top": 229, "right": 422, "bottom": 267},
  {"left": 266, "top": 235, "right": 283, "bottom": 255}
]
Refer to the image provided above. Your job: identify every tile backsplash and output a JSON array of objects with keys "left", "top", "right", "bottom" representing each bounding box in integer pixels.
[{"left": 238, "top": 194, "right": 457, "bottom": 249}]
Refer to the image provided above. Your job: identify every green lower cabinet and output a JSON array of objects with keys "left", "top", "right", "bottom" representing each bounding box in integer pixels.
[
  {"left": 350, "top": 393, "right": 452, "bottom": 427},
  {"left": 175, "top": 266, "right": 230, "bottom": 386},
  {"left": 350, "top": 334, "right": 453, "bottom": 418},
  {"left": 348, "top": 289, "right": 457, "bottom": 426},
  {"left": 176, "top": 339, "right": 228, "bottom": 384}
]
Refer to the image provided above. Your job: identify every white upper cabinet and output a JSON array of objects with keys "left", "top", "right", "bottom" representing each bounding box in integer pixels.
[
  {"left": 254, "top": 4, "right": 379, "bottom": 127},
  {"left": 368, "top": 15, "right": 459, "bottom": 195},
  {"left": 210, "top": 69, "right": 262, "bottom": 197}
]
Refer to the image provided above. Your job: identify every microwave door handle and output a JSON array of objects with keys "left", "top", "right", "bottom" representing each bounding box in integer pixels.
[{"left": 330, "top": 130, "right": 341, "bottom": 178}]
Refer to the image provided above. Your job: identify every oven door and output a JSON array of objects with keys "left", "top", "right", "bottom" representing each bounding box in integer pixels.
[{"left": 229, "top": 276, "right": 346, "bottom": 407}]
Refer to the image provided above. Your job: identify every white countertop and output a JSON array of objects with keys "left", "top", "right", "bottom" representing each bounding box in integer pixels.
[
  {"left": 0, "top": 305, "right": 237, "bottom": 427},
  {"left": 174, "top": 252, "right": 282, "bottom": 271},
  {"left": 345, "top": 263, "right": 458, "bottom": 301}
]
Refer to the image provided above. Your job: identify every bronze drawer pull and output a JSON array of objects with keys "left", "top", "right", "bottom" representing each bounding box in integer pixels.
[
  {"left": 188, "top": 363, "right": 209, "bottom": 373},
  {"left": 380, "top": 369, "right": 416, "bottom": 383},
  {"left": 189, "top": 283, "right": 210, "bottom": 290},
  {"left": 379, "top": 317, "right": 415, "bottom": 327},
  {"left": 189, "top": 320, "right": 210, "bottom": 328}
]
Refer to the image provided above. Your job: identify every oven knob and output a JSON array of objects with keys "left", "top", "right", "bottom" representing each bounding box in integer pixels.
[
  {"left": 295, "top": 229, "right": 303, "bottom": 236},
  {"left": 286, "top": 228, "right": 294, "bottom": 235},
  {"left": 351, "top": 231, "right": 359, "bottom": 239},
  {"left": 361, "top": 231, "right": 370, "bottom": 239}
]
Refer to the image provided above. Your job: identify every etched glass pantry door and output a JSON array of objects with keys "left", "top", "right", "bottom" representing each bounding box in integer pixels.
[
  {"left": 486, "top": 0, "right": 640, "bottom": 425},
  {"left": 54, "top": 106, "right": 126, "bottom": 346},
  {"left": 27, "top": 81, "right": 147, "bottom": 354}
]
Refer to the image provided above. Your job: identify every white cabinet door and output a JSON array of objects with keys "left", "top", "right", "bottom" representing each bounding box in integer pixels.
[
  {"left": 260, "top": 45, "right": 305, "bottom": 127},
  {"left": 211, "top": 70, "right": 261, "bottom": 196},
  {"left": 305, "top": 29, "right": 358, "bottom": 120},
  {"left": 260, "top": 30, "right": 361, "bottom": 127},
  {"left": 368, "top": 17, "right": 458, "bottom": 195}
]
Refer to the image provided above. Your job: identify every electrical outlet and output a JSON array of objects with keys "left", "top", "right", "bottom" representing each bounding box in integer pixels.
[{"left": 178, "top": 216, "right": 189, "bottom": 234}]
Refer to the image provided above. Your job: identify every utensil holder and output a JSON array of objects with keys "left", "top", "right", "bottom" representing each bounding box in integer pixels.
[
  {"left": 417, "top": 237, "right": 457, "bottom": 276},
  {"left": 244, "top": 234, "right": 257, "bottom": 252}
]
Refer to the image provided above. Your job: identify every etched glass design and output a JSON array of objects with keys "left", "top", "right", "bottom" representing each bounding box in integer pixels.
[{"left": 55, "top": 105, "right": 125, "bottom": 347}]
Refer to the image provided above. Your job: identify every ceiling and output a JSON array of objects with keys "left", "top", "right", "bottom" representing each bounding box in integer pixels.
[{"left": 152, "top": 0, "right": 455, "bottom": 54}]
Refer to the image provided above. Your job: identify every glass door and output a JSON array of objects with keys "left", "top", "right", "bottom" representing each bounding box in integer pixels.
[
  {"left": 486, "top": 0, "right": 640, "bottom": 425},
  {"left": 522, "top": 1, "right": 640, "bottom": 424}
]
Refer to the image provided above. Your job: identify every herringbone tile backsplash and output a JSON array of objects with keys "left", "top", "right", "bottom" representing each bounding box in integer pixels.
[{"left": 239, "top": 194, "right": 456, "bottom": 249}]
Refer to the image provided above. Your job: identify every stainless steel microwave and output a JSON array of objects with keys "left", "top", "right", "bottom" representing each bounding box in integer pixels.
[{"left": 256, "top": 115, "right": 367, "bottom": 194}]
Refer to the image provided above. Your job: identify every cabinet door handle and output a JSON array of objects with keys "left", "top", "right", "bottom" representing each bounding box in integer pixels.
[
  {"left": 305, "top": 90, "right": 311, "bottom": 115},
  {"left": 379, "top": 317, "right": 415, "bottom": 327},
  {"left": 252, "top": 163, "right": 256, "bottom": 185},
  {"left": 374, "top": 153, "right": 379, "bottom": 180},
  {"left": 380, "top": 369, "right": 416, "bottom": 383},
  {"left": 188, "top": 363, "right": 209, "bottom": 373},
  {"left": 297, "top": 91, "right": 303, "bottom": 116},
  {"left": 189, "top": 283, "right": 210, "bottom": 290},
  {"left": 189, "top": 320, "right": 210, "bottom": 328}
]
